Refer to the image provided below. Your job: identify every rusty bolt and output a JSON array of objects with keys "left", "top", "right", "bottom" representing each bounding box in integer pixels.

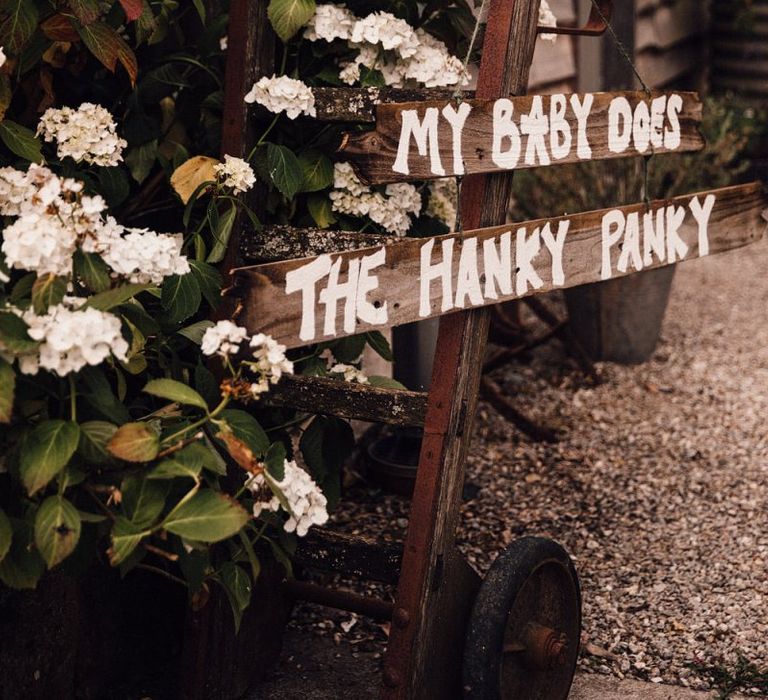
[{"left": 393, "top": 607, "right": 410, "bottom": 628}]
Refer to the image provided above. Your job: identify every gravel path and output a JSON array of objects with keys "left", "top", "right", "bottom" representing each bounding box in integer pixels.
[{"left": 281, "top": 238, "right": 768, "bottom": 697}]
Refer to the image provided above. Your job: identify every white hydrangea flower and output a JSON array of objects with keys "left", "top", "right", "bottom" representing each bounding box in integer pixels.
[
  {"left": 539, "top": 0, "right": 558, "bottom": 42},
  {"left": 37, "top": 103, "right": 127, "bottom": 167},
  {"left": 402, "top": 29, "right": 470, "bottom": 88},
  {"left": 214, "top": 155, "right": 256, "bottom": 195},
  {"left": 330, "top": 363, "right": 369, "bottom": 384},
  {"left": 426, "top": 178, "right": 459, "bottom": 229},
  {"left": 247, "top": 460, "right": 329, "bottom": 537},
  {"left": 201, "top": 320, "right": 248, "bottom": 358},
  {"left": 305, "top": 3, "right": 357, "bottom": 42},
  {"left": 2, "top": 212, "right": 77, "bottom": 277},
  {"left": 0, "top": 47, "right": 5, "bottom": 68},
  {"left": 350, "top": 12, "right": 419, "bottom": 59},
  {"left": 98, "top": 229, "right": 190, "bottom": 285},
  {"left": 332, "top": 162, "right": 369, "bottom": 197},
  {"left": 244, "top": 75, "right": 316, "bottom": 119},
  {"left": 20, "top": 303, "right": 129, "bottom": 376},
  {"left": 329, "top": 166, "right": 420, "bottom": 236},
  {"left": 219, "top": 36, "right": 228, "bottom": 51},
  {"left": 248, "top": 333, "right": 293, "bottom": 396}
]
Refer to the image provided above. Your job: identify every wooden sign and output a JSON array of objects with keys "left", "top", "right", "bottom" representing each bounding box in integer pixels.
[
  {"left": 338, "top": 90, "right": 704, "bottom": 184},
  {"left": 232, "top": 182, "right": 767, "bottom": 349}
]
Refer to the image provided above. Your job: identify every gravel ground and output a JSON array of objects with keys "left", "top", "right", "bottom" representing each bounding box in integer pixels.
[{"left": 279, "top": 238, "right": 768, "bottom": 697}]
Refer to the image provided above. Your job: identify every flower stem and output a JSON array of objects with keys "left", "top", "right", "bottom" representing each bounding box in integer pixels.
[{"left": 68, "top": 375, "right": 77, "bottom": 422}]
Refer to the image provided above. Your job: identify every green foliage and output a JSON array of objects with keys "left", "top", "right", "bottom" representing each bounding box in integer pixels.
[
  {"left": 20, "top": 421, "right": 81, "bottom": 496},
  {"left": 268, "top": 0, "right": 317, "bottom": 41},
  {"left": 34, "top": 497, "right": 82, "bottom": 569},
  {"left": 162, "top": 490, "right": 249, "bottom": 542}
]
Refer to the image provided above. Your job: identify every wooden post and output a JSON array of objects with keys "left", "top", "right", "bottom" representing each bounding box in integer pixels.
[{"left": 380, "top": 1, "right": 541, "bottom": 697}]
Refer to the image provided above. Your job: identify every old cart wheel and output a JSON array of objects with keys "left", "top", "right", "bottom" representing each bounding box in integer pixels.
[{"left": 462, "top": 537, "right": 581, "bottom": 700}]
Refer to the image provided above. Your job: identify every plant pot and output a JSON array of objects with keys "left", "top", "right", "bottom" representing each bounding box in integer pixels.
[{"left": 564, "top": 267, "right": 676, "bottom": 365}]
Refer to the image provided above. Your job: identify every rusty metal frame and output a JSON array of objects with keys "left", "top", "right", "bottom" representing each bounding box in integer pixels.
[{"left": 538, "top": 0, "right": 612, "bottom": 36}]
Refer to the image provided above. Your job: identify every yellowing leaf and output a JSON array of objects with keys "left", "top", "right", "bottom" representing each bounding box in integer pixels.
[
  {"left": 170, "top": 156, "right": 219, "bottom": 204},
  {"left": 107, "top": 422, "right": 160, "bottom": 462}
]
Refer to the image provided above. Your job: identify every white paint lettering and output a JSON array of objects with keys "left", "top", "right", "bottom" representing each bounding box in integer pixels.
[
  {"left": 608, "top": 96, "right": 633, "bottom": 153},
  {"left": 442, "top": 102, "right": 472, "bottom": 175},
  {"left": 665, "top": 94, "right": 683, "bottom": 150},
  {"left": 549, "top": 94, "right": 572, "bottom": 160},
  {"left": 520, "top": 96, "right": 551, "bottom": 166},
  {"left": 515, "top": 227, "right": 544, "bottom": 295},
  {"left": 601, "top": 209, "right": 626, "bottom": 279},
  {"left": 285, "top": 255, "right": 333, "bottom": 341},
  {"left": 570, "top": 93, "right": 594, "bottom": 159},
  {"left": 689, "top": 194, "right": 716, "bottom": 257},
  {"left": 650, "top": 95, "right": 667, "bottom": 149},
  {"left": 632, "top": 101, "right": 651, "bottom": 153},
  {"left": 455, "top": 238, "right": 484, "bottom": 308},
  {"left": 540, "top": 220, "right": 570, "bottom": 285},
  {"left": 319, "top": 256, "right": 361, "bottom": 337},
  {"left": 642, "top": 208, "right": 666, "bottom": 266},
  {"left": 419, "top": 238, "right": 454, "bottom": 317},
  {"left": 665, "top": 205, "right": 688, "bottom": 262},
  {"left": 483, "top": 232, "right": 513, "bottom": 299},
  {"left": 617, "top": 212, "right": 643, "bottom": 273},
  {"left": 356, "top": 247, "right": 388, "bottom": 326},
  {"left": 492, "top": 98, "right": 522, "bottom": 170},
  {"left": 393, "top": 108, "right": 445, "bottom": 176}
]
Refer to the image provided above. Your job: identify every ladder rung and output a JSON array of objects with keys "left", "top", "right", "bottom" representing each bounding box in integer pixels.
[
  {"left": 240, "top": 225, "right": 394, "bottom": 263},
  {"left": 294, "top": 527, "right": 403, "bottom": 585},
  {"left": 313, "top": 87, "right": 474, "bottom": 123},
  {"left": 262, "top": 375, "right": 427, "bottom": 427}
]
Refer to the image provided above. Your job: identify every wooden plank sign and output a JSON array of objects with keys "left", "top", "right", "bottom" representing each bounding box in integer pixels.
[
  {"left": 338, "top": 90, "right": 704, "bottom": 184},
  {"left": 231, "top": 182, "right": 767, "bottom": 349}
]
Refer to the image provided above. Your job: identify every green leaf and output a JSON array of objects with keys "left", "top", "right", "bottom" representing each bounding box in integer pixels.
[
  {"left": 0, "top": 120, "right": 43, "bottom": 163},
  {"left": 218, "top": 409, "right": 269, "bottom": 456},
  {"left": 20, "top": 421, "right": 80, "bottom": 496},
  {"left": 207, "top": 204, "right": 237, "bottom": 264},
  {"left": 298, "top": 149, "right": 334, "bottom": 192},
  {"left": 78, "top": 420, "right": 118, "bottom": 463},
  {"left": 330, "top": 334, "right": 366, "bottom": 363},
  {"left": 31, "top": 274, "right": 67, "bottom": 314},
  {"left": 0, "top": 521, "right": 45, "bottom": 589},
  {"left": 0, "top": 311, "right": 38, "bottom": 353},
  {"left": 265, "top": 143, "right": 304, "bottom": 199},
  {"left": 97, "top": 166, "right": 130, "bottom": 207},
  {"left": 107, "top": 422, "right": 160, "bottom": 462},
  {"left": 77, "top": 20, "right": 138, "bottom": 84},
  {"left": 34, "top": 496, "right": 81, "bottom": 569},
  {"left": 73, "top": 250, "right": 111, "bottom": 293},
  {"left": 265, "top": 441, "right": 286, "bottom": 481},
  {"left": 178, "top": 320, "right": 214, "bottom": 345},
  {"left": 163, "top": 490, "right": 249, "bottom": 542},
  {"left": 267, "top": 0, "right": 316, "bottom": 41},
  {"left": 84, "top": 283, "right": 153, "bottom": 311},
  {"left": 161, "top": 273, "right": 201, "bottom": 324},
  {"left": 0, "top": 508, "right": 11, "bottom": 564},
  {"left": 299, "top": 417, "right": 324, "bottom": 479},
  {"left": 149, "top": 442, "right": 208, "bottom": 480},
  {"left": 108, "top": 516, "right": 148, "bottom": 566},
  {"left": 122, "top": 475, "right": 169, "bottom": 528},
  {"left": 366, "top": 331, "right": 393, "bottom": 361},
  {"left": 194, "top": 361, "right": 220, "bottom": 408},
  {"left": 307, "top": 194, "right": 337, "bottom": 229},
  {"left": 143, "top": 378, "right": 209, "bottom": 411},
  {"left": 80, "top": 366, "right": 132, "bottom": 424},
  {"left": 191, "top": 0, "right": 206, "bottom": 22},
  {"left": 125, "top": 139, "right": 158, "bottom": 182},
  {"left": 189, "top": 260, "right": 223, "bottom": 309},
  {"left": 218, "top": 562, "right": 252, "bottom": 633},
  {"left": 367, "top": 376, "right": 407, "bottom": 389},
  {"left": 0, "top": 0, "right": 39, "bottom": 52},
  {"left": 0, "top": 358, "right": 14, "bottom": 424}
]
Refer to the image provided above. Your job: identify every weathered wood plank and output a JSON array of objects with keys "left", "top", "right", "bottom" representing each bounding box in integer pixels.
[
  {"left": 240, "top": 225, "right": 396, "bottom": 263},
  {"left": 259, "top": 374, "right": 427, "bottom": 426},
  {"left": 337, "top": 91, "right": 703, "bottom": 184},
  {"left": 231, "top": 183, "right": 767, "bottom": 350},
  {"left": 293, "top": 528, "right": 403, "bottom": 585}
]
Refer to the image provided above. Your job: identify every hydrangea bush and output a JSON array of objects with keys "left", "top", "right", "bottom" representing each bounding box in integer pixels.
[{"left": 0, "top": 0, "right": 556, "bottom": 626}]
